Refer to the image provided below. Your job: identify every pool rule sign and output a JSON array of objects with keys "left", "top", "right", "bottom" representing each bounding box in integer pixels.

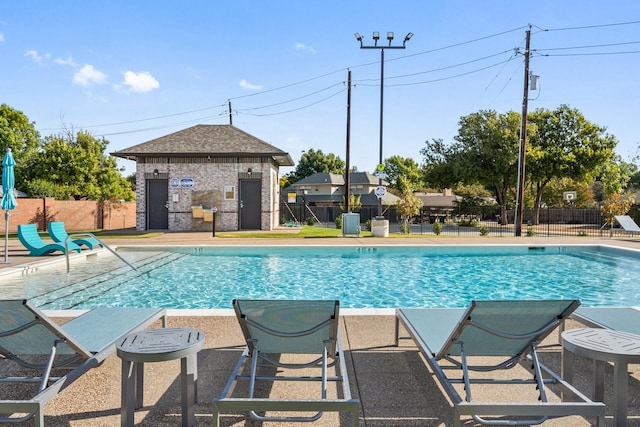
[{"left": 211, "top": 207, "right": 218, "bottom": 238}]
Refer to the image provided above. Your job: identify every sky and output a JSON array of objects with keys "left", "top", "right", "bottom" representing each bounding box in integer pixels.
[{"left": 1, "top": 1, "right": 639, "bottom": 178}]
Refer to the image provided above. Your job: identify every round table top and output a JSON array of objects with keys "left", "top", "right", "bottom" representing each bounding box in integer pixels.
[
  {"left": 116, "top": 327, "right": 205, "bottom": 362},
  {"left": 562, "top": 328, "right": 640, "bottom": 363}
]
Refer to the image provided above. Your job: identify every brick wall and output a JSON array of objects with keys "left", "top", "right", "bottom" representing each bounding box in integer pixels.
[
  {"left": 135, "top": 160, "right": 280, "bottom": 231},
  {"left": 0, "top": 198, "right": 137, "bottom": 232}
]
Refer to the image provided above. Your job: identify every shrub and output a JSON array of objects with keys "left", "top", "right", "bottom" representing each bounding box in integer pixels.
[
  {"left": 365, "top": 219, "right": 372, "bottom": 231},
  {"left": 479, "top": 226, "right": 489, "bottom": 236},
  {"left": 334, "top": 216, "right": 342, "bottom": 229},
  {"left": 305, "top": 216, "right": 315, "bottom": 226},
  {"left": 526, "top": 226, "right": 536, "bottom": 236},
  {"left": 433, "top": 221, "right": 442, "bottom": 235}
]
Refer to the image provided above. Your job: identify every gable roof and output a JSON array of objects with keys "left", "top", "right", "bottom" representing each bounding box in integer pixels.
[
  {"left": 294, "top": 172, "right": 387, "bottom": 186},
  {"left": 111, "top": 124, "right": 294, "bottom": 166}
]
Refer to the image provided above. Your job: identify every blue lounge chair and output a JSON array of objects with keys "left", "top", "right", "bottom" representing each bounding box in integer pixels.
[
  {"left": 0, "top": 299, "right": 166, "bottom": 426},
  {"left": 213, "top": 299, "right": 359, "bottom": 426},
  {"left": 396, "top": 300, "right": 605, "bottom": 426},
  {"left": 572, "top": 306, "right": 640, "bottom": 335},
  {"left": 17, "top": 224, "right": 81, "bottom": 256},
  {"left": 47, "top": 221, "right": 104, "bottom": 250}
]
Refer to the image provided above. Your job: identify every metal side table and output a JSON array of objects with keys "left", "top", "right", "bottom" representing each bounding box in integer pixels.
[
  {"left": 116, "top": 327, "right": 205, "bottom": 427},
  {"left": 562, "top": 328, "right": 640, "bottom": 427}
]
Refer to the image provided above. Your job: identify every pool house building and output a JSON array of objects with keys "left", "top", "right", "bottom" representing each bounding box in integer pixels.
[{"left": 112, "top": 125, "right": 294, "bottom": 232}]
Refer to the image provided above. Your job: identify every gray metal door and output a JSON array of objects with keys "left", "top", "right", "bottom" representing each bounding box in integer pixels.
[
  {"left": 239, "top": 180, "right": 261, "bottom": 230},
  {"left": 146, "top": 179, "right": 168, "bottom": 229}
]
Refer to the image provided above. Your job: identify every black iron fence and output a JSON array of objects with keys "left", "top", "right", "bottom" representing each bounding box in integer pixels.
[{"left": 280, "top": 201, "right": 640, "bottom": 238}]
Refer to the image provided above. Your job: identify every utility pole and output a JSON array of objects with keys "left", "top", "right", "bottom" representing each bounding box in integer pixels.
[
  {"left": 514, "top": 27, "right": 531, "bottom": 237},
  {"left": 228, "top": 100, "right": 233, "bottom": 125},
  {"left": 345, "top": 70, "right": 352, "bottom": 213}
]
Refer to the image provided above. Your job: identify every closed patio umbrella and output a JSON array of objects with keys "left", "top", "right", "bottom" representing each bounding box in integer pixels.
[{"left": 2, "top": 147, "right": 17, "bottom": 263}]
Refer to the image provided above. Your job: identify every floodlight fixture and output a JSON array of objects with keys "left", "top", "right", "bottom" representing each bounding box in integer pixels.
[{"left": 354, "top": 32, "right": 363, "bottom": 47}]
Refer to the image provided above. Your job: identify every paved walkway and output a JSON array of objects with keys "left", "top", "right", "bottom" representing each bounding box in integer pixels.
[{"left": 2, "top": 231, "right": 640, "bottom": 426}]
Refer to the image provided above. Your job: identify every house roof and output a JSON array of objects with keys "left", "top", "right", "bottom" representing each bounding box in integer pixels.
[
  {"left": 415, "top": 193, "right": 461, "bottom": 208},
  {"left": 294, "top": 172, "right": 387, "bottom": 186},
  {"left": 111, "top": 124, "right": 294, "bottom": 166}
]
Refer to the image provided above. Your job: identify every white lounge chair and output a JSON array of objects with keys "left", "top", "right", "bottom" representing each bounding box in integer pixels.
[
  {"left": 213, "top": 299, "right": 359, "bottom": 426},
  {"left": 396, "top": 300, "right": 605, "bottom": 426},
  {"left": 0, "top": 299, "right": 166, "bottom": 426},
  {"left": 614, "top": 215, "right": 640, "bottom": 235}
]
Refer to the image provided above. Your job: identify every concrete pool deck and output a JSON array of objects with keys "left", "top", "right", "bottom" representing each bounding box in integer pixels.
[{"left": 2, "top": 232, "right": 640, "bottom": 426}]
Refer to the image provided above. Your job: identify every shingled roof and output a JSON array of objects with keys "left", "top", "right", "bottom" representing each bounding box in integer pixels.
[{"left": 111, "top": 124, "right": 294, "bottom": 166}]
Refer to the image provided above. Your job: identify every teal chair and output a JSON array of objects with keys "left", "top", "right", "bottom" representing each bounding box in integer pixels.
[
  {"left": 48, "top": 221, "right": 103, "bottom": 250},
  {"left": 0, "top": 299, "right": 166, "bottom": 426},
  {"left": 396, "top": 300, "right": 605, "bottom": 426},
  {"left": 17, "top": 223, "right": 81, "bottom": 256},
  {"left": 214, "top": 299, "right": 360, "bottom": 426}
]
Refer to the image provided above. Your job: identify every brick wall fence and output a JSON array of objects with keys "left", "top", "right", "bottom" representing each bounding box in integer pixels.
[{"left": 0, "top": 198, "right": 137, "bottom": 232}]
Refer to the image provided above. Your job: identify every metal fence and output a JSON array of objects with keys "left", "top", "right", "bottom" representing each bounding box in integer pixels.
[{"left": 280, "top": 201, "right": 640, "bottom": 238}]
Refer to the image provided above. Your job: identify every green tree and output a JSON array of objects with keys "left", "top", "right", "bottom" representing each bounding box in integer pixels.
[
  {"left": 339, "top": 193, "right": 362, "bottom": 212},
  {"left": 394, "top": 176, "right": 423, "bottom": 234},
  {"left": 453, "top": 184, "right": 496, "bottom": 209},
  {"left": 384, "top": 155, "right": 424, "bottom": 192},
  {"left": 0, "top": 104, "right": 41, "bottom": 193},
  {"left": 28, "top": 130, "right": 134, "bottom": 202},
  {"left": 541, "top": 178, "right": 594, "bottom": 208},
  {"left": 286, "top": 149, "right": 345, "bottom": 183},
  {"left": 421, "top": 110, "right": 521, "bottom": 224},
  {"left": 596, "top": 155, "right": 634, "bottom": 199},
  {"left": 527, "top": 105, "right": 616, "bottom": 222}
]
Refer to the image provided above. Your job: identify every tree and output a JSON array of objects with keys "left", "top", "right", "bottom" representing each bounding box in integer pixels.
[
  {"left": 394, "top": 176, "right": 423, "bottom": 234},
  {"left": 286, "top": 149, "right": 345, "bottom": 183},
  {"left": 453, "top": 184, "right": 496, "bottom": 210},
  {"left": 0, "top": 104, "right": 41, "bottom": 193},
  {"left": 541, "top": 178, "right": 594, "bottom": 208},
  {"left": 339, "top": 193, "right": 362, "bottom": 212},
  {"left": 527, "top": 105, "right": 616, "bottom": 222},
  {"left": 596, "top": 155, "right": 634, "bottom": 199},
  {"left": 421, "top": 110, "right": 521, "bottom": 224},
  {"left": 27, "top": 130, "right": 134, "bottom": 202},
  {"left": 384, "top": 155, "right": 424, "bottom": 192}
]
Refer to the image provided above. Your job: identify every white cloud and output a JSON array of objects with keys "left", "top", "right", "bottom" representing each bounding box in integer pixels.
[
  {"left": 121, "top": 71, "right": 160, "bottom": 93},
  {"left": 73, "top": 64, "right": 107, "bottom": 86},
  {"left": 0, "top": 33, "right": 4, "bottom": 42},
  {"left": 54, "top": 56, "right": 79, "bottom": 67},
  {"left": 295, "top": 42, "right": 316, "bottom": 54},
  {"left": 239, "top": 79, "right": 263, "bottom": 90},
  {"left": 25, "top": 50, "right": 50, "bottom": 63}
]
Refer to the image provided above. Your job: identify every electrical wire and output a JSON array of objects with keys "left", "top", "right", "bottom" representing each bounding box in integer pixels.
[{"left": 39, "top": 21, "right": 640, "bottom": 137}]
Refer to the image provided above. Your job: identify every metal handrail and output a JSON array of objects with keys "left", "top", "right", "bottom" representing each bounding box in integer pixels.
[{"left": 65, "top": 233, "right": 137, "bottom": 273}]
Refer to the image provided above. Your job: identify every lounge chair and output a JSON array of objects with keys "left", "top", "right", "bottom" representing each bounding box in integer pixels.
[
  {"left": 572, "top": 306, "right": 640, "bottom": 335},
  {"left": 614, "top": 215, "right": 640, "bottom": 235},
  {"left": 0, "top": 299, "right": 166, "bottom": 426},
  {"left": 396, "top": 300, "right": 605, "bottom": 426},
  {"left": 213, "top": 299, "right": 360, "bottom": 426},
  {"left": 17, "top": 224, "right": 81, "bottom": 256},
  {"left": 47, "top": 221, "right": 104, "bottom": 250}
]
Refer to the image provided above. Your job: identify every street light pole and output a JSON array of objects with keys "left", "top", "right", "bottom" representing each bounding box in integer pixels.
[{"left": 355, "top": 31, "right": 412, "bottom": 217}]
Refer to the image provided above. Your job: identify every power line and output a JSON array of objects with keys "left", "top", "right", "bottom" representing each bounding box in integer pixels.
[{"left": 543, "top": 20, "right": 640, "bottom": 32}]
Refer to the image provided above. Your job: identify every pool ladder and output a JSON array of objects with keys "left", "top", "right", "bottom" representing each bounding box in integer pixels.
[{"left": 64, "top": 233, "right": 138, "bottom": 273}]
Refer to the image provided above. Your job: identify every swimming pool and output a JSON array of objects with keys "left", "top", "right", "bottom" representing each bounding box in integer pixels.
[{"left": 3, "top": 244, "right": 640, "bottom": 310}]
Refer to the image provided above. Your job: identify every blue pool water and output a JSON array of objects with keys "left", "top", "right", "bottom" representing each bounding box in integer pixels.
[{"left": 4, "top": 244, "right": 640, "bottom": 310}]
